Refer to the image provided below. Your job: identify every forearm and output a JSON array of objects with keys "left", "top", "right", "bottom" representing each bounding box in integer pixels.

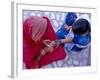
[
  {"left": 35, "top": 46, "right": 53, "bottom": 61},
  {"left": 53, "top": 38, "right": 72, "bottom": 47},
  {"left": 61, "top": 38, "right": 72, "bottom": 43},
  {"left": 35, "top": 49, "right": 46, "bottom": 61}
]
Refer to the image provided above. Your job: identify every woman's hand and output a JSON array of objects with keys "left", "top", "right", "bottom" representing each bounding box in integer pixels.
[
  {"left": 43, "top": 39, "right": 52, "bottom": 47},
  {"left": 43, "top": 39, "right": 57, "bottom": 47},
  {"left": 43, "top": 39, "right": 55, "bottom": 53},
  {"left": 43, "top": 46, "right": 54, "bottom": 53}
]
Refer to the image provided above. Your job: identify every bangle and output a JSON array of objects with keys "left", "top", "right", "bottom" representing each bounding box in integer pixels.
[{"left": 40, "top": 49, "right": 46, "bottom": 56}]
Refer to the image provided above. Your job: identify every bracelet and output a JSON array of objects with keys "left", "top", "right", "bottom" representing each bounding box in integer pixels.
[{"left": 40, "top": 49, "right": 46, "bottom": 56}]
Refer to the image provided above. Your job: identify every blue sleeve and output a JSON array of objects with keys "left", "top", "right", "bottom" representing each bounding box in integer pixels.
[
  {"left": 56, "top": 25, "right": 69, "bottom": 39},
  {"left": 56, "top": 27, "right": 65, "bottom": 39}
]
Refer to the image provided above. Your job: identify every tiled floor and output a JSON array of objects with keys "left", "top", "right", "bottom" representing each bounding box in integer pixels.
[{"left": 23, "top": 10, "right": 91, "bottom": 68}]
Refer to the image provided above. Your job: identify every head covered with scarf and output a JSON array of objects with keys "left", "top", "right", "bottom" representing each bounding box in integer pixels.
[{"left": 23, "top": 16, "right": 47, "bottom": 42}]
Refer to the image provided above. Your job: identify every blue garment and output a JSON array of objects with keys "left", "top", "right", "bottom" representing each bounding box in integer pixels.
[
  {"left": 56, "top": 12, "right": 77, "bottom": 39},
  {"left": 56, "top": 24, "right": 69, "bottom": 39},
  {"left": 73, "top": 33, "right": 91, "bottom": 45},
  {"left": 64, "top": 33, "right": 91, "bottom": 52},
  {"left": 72, "top": 33, "right": 91, "bottom": 51},
  {"left": 65, "top": 12, "right": 77, "bottom": 26}
]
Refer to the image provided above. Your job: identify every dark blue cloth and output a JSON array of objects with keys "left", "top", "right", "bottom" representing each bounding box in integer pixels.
[
  {"left": 56, "top": 12, "right": 77, "bottom": 39},
  {"left": 56, "top": 24, "right": 69, "bottom": 39},
  {"left": 71, "top": 33, "right": 91, "bottom": 51},
  {"left": 65, "top": 12, "right": 77, "bottom": 26}
]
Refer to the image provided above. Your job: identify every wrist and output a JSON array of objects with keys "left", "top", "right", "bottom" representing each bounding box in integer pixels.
[
  {"left": 54, "top": 39, "right": 62, "bottom": 46},
  {"left": 40, "top": 49, "right": 46, "bottom": 56},
  {"left": 36, "top": 49, "right": 46, "bottom": 61}
]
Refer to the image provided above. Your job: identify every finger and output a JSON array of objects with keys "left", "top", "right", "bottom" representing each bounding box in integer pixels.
[
  {"left": 44, "top": 39, "right": 51, "bottom": 42},
  {"left": 43, "top": 40, "right": 51, "bottom": 46}
]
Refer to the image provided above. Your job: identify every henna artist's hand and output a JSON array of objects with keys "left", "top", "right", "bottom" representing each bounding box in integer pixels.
[
  {"left": 43, "top": 39, "right": 62, "bottom": 53},
  {"left": 44, "top": 40, "right": 62, "bottom": 48},
  {"left": 50, "top": 41, "right": 56, "bottom": 46},
  {"left": 44, "top": 46, "right": 54, "bottom": 53},
  {"left": 43, "top": 39, "right": 52, "bottom": 47}
]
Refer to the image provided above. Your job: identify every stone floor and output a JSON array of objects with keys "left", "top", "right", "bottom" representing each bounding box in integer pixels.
[{"left": 23, "top": 10, "right": 91, "bottom": 68}]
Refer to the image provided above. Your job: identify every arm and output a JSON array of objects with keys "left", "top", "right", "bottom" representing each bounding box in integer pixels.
[
  {"left": 35, "top": 46, "right": 54, "bottom": 61},
  {"left": 50, "top": 37, "right": 73, "bottom": 47},
  {"left": 61, "top": 37, "right": 73, "bottom": 43}
]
